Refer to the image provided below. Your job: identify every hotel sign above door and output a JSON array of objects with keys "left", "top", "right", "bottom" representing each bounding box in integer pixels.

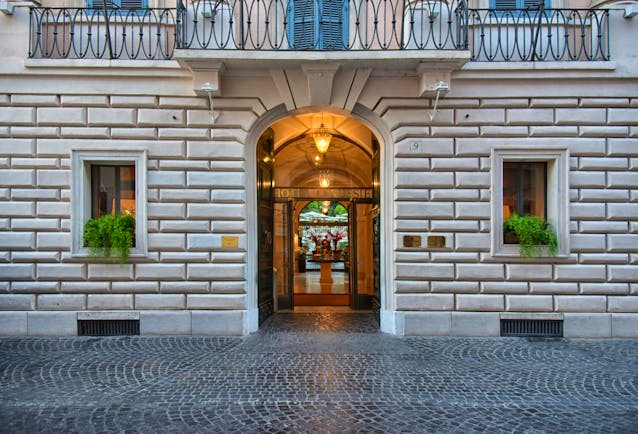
[{"left": 274, "top": 188, "right": 372, "bottom": 200}]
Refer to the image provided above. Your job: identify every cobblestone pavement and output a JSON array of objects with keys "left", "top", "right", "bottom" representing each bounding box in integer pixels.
[{"left": 1, "top": 312, "right": 637, "bottom": 433}]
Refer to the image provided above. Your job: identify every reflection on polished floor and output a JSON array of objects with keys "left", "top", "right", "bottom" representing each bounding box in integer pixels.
[{"left": 294, "top": 269, "right": 350, "bottom": 306}]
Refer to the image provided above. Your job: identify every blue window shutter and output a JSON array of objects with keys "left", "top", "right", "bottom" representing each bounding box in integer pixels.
[
  {"left": 290, "top": 0, "right": 318, "bottom": 49},
  {"left": 491, "top": 0, "right": 551, "bottom": 9},
  {"left": 319, "top": 0, "right": 347, "bottom": 50}
]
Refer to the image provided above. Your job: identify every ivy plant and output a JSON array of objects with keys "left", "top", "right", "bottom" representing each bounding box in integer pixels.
[
  {"left": 83, "top": 213, "right": 135, "bottom": 264},
  {"left": 503, "top": 213, "right": 558, "bottom": 258}
]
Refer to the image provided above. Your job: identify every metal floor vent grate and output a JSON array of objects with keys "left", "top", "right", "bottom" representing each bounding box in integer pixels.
[
  {"left": 78, "top": 319, "right": 140, "bottom": 336},
  {"left": 501, "top": 319, "right": 563, "bottom": 337}
]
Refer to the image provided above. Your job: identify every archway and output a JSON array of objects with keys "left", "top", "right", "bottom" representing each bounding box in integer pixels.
[{"left": 246, "top": 105, "right": 392, "bottom": 331}]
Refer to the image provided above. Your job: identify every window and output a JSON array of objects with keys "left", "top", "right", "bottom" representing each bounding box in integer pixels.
[
  {"left": 71, "top": 150, "right": 147, "bottom": 258},
  {"left": 86, "top": 0, "right": 148, "bottom": 10},
  {"left": 491, "top": 147, "right": 569, "bottom": 258},
  {"left": 490, "top": 0, "right": 551, "bottom": 10},
  {"left": 288, "top": 0, "right": 348, "bottom": 50},
  {"left": 502, "top": 162, "right": 546, "bottom": 220}
]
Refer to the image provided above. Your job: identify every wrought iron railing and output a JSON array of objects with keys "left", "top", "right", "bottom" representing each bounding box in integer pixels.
[
  {"left": 468, "top": 7, "right": 609, "bottom": 61},
  {"left": 28, "top": 0, "right": 610, "bottom": 62},
  {"left": 29, "top": 7, "right": 177, "bottom": 59}
]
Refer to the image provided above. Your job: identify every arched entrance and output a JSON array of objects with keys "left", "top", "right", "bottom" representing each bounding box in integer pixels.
[{"left": 254, "top": 110, "right": 382, "bottom": 326}]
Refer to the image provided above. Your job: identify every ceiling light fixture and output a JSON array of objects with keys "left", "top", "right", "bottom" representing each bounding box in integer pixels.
[
  {"left": 313, "top": 113, "right": 332, "bottom": 154},
  {"left": 318, "top": 171, "right": 331, "bottom": 188}
]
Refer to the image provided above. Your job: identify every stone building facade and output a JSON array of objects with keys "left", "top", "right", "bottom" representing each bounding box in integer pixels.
[{"left": 0, "top": 0, "right": 636, "bottom": 337}]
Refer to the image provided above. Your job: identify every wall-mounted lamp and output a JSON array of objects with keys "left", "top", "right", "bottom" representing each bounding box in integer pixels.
[
  {"left": 428, "top": 81, "right": 449, "bottom": 122},
  {"left": 200, "top": 82, "right": 218, "bottom": 125}
]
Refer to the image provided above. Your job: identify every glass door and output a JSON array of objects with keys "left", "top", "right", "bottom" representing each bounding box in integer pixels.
[
  {"left": 349, "top": 201, "right": 374, "bottom": 309},
  {"left": 274, "top": 202, "right": 294, "bottom": 310}
]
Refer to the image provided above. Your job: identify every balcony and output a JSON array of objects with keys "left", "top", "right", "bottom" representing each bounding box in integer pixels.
[{"left": 28, "top": 0, "right": 609, "bottom": 62}]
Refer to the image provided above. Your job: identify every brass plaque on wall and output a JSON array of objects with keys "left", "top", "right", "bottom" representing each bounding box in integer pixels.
[
  {"left": 221, "top": 236, "right": 239, "bottom": 248},
  {"left": 427, "top": 235, "right": 446, "bottom": 248},
  {"left": 403, "top": 235, "right": 422, "bottom": 248}
]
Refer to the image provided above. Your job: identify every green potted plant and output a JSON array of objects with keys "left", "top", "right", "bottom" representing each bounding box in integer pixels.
[
  {"left": 503, "top": 214, "right": 558, "bottom": 258},
  {"left": 83, "top": 213, "right": 135, "bottom": 264}
]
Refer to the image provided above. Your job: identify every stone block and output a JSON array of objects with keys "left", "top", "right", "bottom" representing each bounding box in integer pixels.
[
  {"left": 140, "top": 311, "right": 191, "bottom": 335},
  {"left": 186, "top": 141, "right": 244, "bottom": 159},
  {"left": 135, "top": 264, "right": 186, "bottom": 280},
  {"left": 187, "top": 203, "right": 246, "bottom": 220},
  {"left": 580, "top": 283, "right": 628, "bottom": 295},
  {"left": 455, "top": 202, "right": 490, "bottom": 219},
  {"left": 608, "top": 109, "right": 638, "bottom": 125},
  {"left": 607, "top": 172, "right": 638, "bottom": 188},
  {"left": 608, "top": 296, "right": 638, "bottom": 313},
  {"left": 608, "top": 235, "right": 638, "bottom": 253},
  {"left": 456, "top": 294, "right": 504, "bottom": 311},
  {"left": 187, "top": 172, "right": 245, "bottom": 188},
  {"left": 608, "top": 203, "right": 638, "bottom": 220},
  {"left": 87, "top": 294, "right": 134, "bottom": 310},
  {"left": 505, "top": 264, "right": 552, "bottom": 281},
  {"left": 611, "top": 314, "right": 638, "bottom": 338},
  {"left": 0, "top": 139, "right": 35, "bottom": 157},
  {"left": 396, "top": 202, "right": 453, "bottom": 219},
  {"left": 138, "top": 109, "right": 184, "bottom": 127},
  {"left": 608, "top": 265, "right": 638, "bottom": 282},
  {"left": 579, "top": 189, "right": 629, "bottom": 202},
  {"left": 37, "top": 294, "right": 85, "bottom": 310},
  {"left": 505, "top": 295, "right": 553, "bottom": 312},
  {"left": 0, "top": 294, "right": 35, "bottom": 310},
  {"left": 456, "top": 264, "right": 503, "bottom": 280},
  {"left": 431, "top": 158, "right": 479, "bottom": 171},
  {"left": 11, "top": 281, "right": 58, "bottom": 293},
  {"left": 211, "top": 189, "right": 246, "bottom": 203},
  {"left": 570, "top": 171, "right": 606, "bottom": 188},
  {"left": 160, "top": 189, "right": 209, "bottom": 202},
  {"left": 563, "top": 313, "right": 611, "bottom": 338},
  {"left": 112, "top": 281, "right": 158, "bottom": 293},
  {"left": 60, "top": 127, "right": 109, "bottom": 138},
  {"left": 148, "top": 203, "right": 186, "bottom": 219},
  {"left": 570, "top": 234, "right": 606, "bottom": 252},
  {"left": 579, "top": 221, "right": 627, "bottom": 233},
  {"left": 0, "top": 264, "right": 34, "bottom": 279},
  {"left": 400, "top": 312, "right": 451, "bottom": 336},
  {"left": 160, "top": 220, "right": 210, "bottom": 233},
  {"left": 27, "top": 311, "right": 77, "bottom": 336},
  {"left": 555, "top": 265, "right": 606, "bottom": 282},
  {"left": 148, "top": 170, "right": 186, "bottom": 188},
  {"left": 186, "top": 294, "right": 245, "bottom": 310},
  {"left": 555, "top": 296, "right": 606, "bottom": 312},
  {"left": 580, "top": 157, "right": 628, "bottom": 170},
  {"left": 454, "top": 233, "right": 489, "bottom": 251},
  {"left": 431, "top": 281, "right": 479, "bottom": 293},
  {"left": 110, "top": 95, "right": 156, "bottom": 107},
  {"left": 60, "top": 95, "right": 108, "bottom": 106},
  {"left": 37, "top": 169, "right": 71, "bottom": 188},
  {"left": 160, "top": 281, "right": 210, "bottom": 293},
  {"left": 60, "top": 281, "right": 110, "bottom": 293},
  {"left": 37, "top": 264, "right": 86, "bottom": 280},
  {"left": 88, "top": 108, "right": 136, "bottom": 126},
  {"left": 0, "top": 169, "right": 35, "bottom": 187},
  {"left": 148, "top": 233, "right": 186, "bottom": 251},
  {"left": 396, "top": 263, "right": 454, "bottom": 280},
  {"left": 37, "top": 202, "right": 70, "bottom": 217},
  {"left": 0, "top": 312, "right": 28, "bottom": 335},
  {"left": 506, "top": 108, "right": 553, "bottom": 125},
  {"left": 481, "top": 282, "right": 528, "bottom": 294},
  {"left": 191, "top": 311, "right": 243, "bottom": 336},
  {"left": 87, "top": 264, "right": 134, "bottom": 280},
  {"left": 396, "top": 294, "right": 454, "bottom": 311},
  {"left": 0, "top": 232, "right": 35, "bottom": 249},
  {"left": 38, "top": 107, "right": 85, "bottom": 126},
  {"left": 450, "top": 312, "right": 500, "bottom": 336},
  {"left": 556, "top": 108, "right": 605, "bottom": 125},
  {"left": 187, "top": 264, "right": 245, "bottom": 280},
  {"left": 570, "top": 203, "right": 605, "bottom": 219},
  {"left": 36, "top": 232, "right": 71, "bottom": 250},
  {"left": 135, "top": 294, "right": 185, "bottom": 310},
  {"left": 0, "top": 107, "right": 35, "bottom": 125}
]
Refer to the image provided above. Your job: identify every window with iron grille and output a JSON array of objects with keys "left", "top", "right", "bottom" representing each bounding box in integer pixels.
[{"left": 491, "top": 0, "right": 551, "bottom": 10}]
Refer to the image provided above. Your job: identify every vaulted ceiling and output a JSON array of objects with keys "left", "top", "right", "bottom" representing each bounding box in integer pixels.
[{"left": 269, "top": 113, "right": 375, "bottom": 189}]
